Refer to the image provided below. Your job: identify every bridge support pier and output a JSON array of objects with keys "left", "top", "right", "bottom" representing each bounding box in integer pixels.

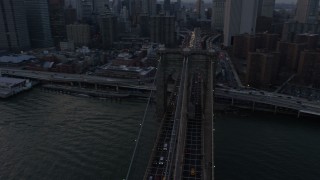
[
  {"left": 231, "top": 98, "right": 234, "bottom": 106},
  {"left": 274, "top": 106, "right": 277, "bottom": 114},
  {"left": 297, "top": 111, "right": 301, "bottom": 118}
]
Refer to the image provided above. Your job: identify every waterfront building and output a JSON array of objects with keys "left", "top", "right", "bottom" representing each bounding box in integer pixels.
[
  {"left": 223, "top": 0, "right": 259, "bottom": 46},
  {"left": 0, "top": 77, "right": 31, "bottom": 98},
  {"left": 0, "top": 0, "right": 30, "bottom": 51},
  {"left": 294, "top": 0, "right": 319, "bottom": 24},
  {"left": 24, "top": 0, "right": 53, "bottom": 48},
  {"left": 95, "top": 65, "right": 155, "bottom": 80}
]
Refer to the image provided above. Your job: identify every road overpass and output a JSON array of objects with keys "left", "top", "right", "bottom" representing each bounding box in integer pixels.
[
  {"left": 0, "top": 68, "right": 155, "bottom": 91},
  {"left": 215, "top": 88, "right": 320, "bottom": 117}
]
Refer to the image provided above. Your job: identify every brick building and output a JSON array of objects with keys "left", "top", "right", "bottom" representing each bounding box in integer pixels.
[{"left": 246, "top": 52, "right": 280, "bottom": 88}]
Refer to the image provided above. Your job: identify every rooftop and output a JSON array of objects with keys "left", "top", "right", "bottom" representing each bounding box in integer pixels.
[
  {"left": 0, "top": 55, "right": 36, "bottom": 64},
  {"left": 0, "top": 77, "right": 26, "bottom": 87}
]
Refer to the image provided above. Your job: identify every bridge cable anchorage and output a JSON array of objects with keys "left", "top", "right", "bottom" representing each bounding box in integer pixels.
[{"left": 125, "top": 57, "right": 161, "bottom": 180}]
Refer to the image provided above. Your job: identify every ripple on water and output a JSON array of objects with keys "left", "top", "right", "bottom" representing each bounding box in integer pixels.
[{"left": 0, "top": 89, "right": 158, "bottom": 179}]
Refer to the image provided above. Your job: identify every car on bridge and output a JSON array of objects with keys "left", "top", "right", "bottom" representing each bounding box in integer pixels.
[{"left": 159, "top": 156, "right": 164, "bottom": 165}]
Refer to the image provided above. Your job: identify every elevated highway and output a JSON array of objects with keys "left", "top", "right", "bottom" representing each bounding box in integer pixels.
[
  {"left": 215, "top": 88, "right": 320, "bottom": 117},
  {"left": 0, "top": 68, "right": 155, "bottom": 91}
]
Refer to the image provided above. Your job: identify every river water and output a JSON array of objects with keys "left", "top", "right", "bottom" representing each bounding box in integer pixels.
[{"left": 1, "top": 89, "right": 320, "bottom": 180}]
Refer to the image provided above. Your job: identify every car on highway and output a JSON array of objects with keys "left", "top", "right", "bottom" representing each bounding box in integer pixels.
[
  {"left": 159, "top": 156, "right": 164, "bottom": 165},
  {"left": 163, "top": 143, "right": 168, "bottom": 151}
]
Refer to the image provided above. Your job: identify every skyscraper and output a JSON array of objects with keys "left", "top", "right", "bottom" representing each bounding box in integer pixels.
[
  {"left": 24, "top": 0, "right": 53, "bottom": 48},
  {"left": 195, "top": 0, "right": 205, "bottom": 19},
  {"left": 258, "top": 0, "right": 275, "bottom": 18},
  {"left": 196, "top": 0, "right": 201, "bottom": 17},
  {"left": 81, "top": 0, "right": 93, "bottom": 21},
  {"left": 67, "top": 24, "right": 90, "bottom": 46},
  {"left": 0, "top": 0, "right": 30, "bottom": 50},
  {"left": 294, "top": 0, "right": 319, "bottom": 23},
  {"left": 211, "top": 0, "right": 225, "bottom": 31},
  {"left": 255, "top": 0, "right": 275, "bottom": 33},
  {"left": 149, "top": 0, "right": 157, "bottom": 15},
  {"left": 64, "top": 0, "right": 82, "bottom": 20},
  {"left": 150, "top": 15, "right": 175, "bottom": 47},
  {"left": 163, "top": 0, "right": 170, "bottom": 14},
  {"left": 100, "top": 7, "right": 117, "bottom": 48},
  {"left": 111, "top": 0, "right": 121, "bottom": 15},
  {"left": 48, "top": 0, "right": 66, "bottom": 46},
  {"left": 223, "top": 0, "right": 259, "bottom": 46},
  {"left": 93, "top": 0, "right": 110, "bottom": 15}
]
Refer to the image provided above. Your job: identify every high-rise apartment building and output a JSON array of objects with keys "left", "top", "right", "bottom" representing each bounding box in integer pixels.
[
  {"left": 211, "top": 0, "right": 225, "bottom": 31},
  {"left": 0, "top": 0, "right": 30, "bottom": 50},
  {"left": 294, "top": 0, "right": 319, "bottom": 23},
  {"left": 298, "top": 51, "right": 320, "bottom": 86},
  {"left": 150, "top": 15, "right": 175, "bottom": 47},
  {"left": 246, "top": 52, "right": 279, "bottom": 88},
  {"left": 223, "top": 0, "right": 259, "bottom": 46},
  {"left": 25, "top": 0, "right": 53, "bottom": 48}
]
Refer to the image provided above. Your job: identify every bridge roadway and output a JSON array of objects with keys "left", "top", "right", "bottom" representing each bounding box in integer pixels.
[
  {"left": 215, "top": 88, "right": 320, "bottom": 116},
  {"left": 144, "top": 48, "right": 214, "bottom": 179},
  {"left": 0, "top": 68, "right": 156, "bottom": 91}
]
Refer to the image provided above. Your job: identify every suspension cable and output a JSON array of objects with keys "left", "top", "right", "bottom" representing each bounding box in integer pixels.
[{"left": 125, "top": 57, "right": 162, "bottom": 180}]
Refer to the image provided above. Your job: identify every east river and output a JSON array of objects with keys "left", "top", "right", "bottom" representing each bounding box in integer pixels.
[{"left": 1, "top": 89, "right": 320, "bottom": 179}]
